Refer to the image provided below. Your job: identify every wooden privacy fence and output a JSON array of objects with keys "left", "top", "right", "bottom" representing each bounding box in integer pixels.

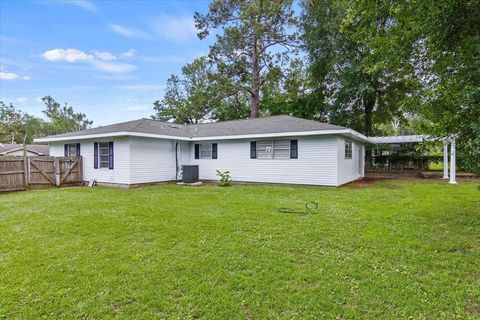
[{"left": 0, "top": 156, "right": 83, "bottom": 193}]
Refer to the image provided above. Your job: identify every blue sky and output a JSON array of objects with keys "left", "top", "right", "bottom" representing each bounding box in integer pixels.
[{"left": 0, "top": 0, "right": 213, "bottom": 125}]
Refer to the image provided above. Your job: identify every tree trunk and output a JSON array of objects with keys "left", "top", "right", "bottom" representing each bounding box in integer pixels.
[
  {"left": 250, "top": 23, "right": 260, "bottom": 118},
  {"left": 364, "top": 93, "right": 375, "bottom": 169}
]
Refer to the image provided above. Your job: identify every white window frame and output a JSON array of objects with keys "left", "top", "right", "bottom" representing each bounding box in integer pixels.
[
  {"left": 67, "top": 144, "right": 77, "bottom": 157},
  {"left": 199, "top": 143, "right": 212, "bottom": 159},
  {"left": 345, "top": 140, "right": 353, "bottom": 159},
  {"left": 98, "top": 142, "right": 110, "bottom": 168},
  {"left": 256, "top": 140, "right": 291, "bottom": 159}
]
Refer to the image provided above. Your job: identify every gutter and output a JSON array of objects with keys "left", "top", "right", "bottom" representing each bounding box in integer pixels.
[{"left": 34, "top": 128, "right": 369, "bottom": 144}]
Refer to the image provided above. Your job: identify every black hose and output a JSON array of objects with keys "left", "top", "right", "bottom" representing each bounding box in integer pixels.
[{"left": 277, "top": 201, "right": 319, "bottom": 215}]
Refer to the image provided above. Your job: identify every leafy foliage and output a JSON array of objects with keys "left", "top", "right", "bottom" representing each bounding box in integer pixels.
[
  {"left": 0, "top": 97, "right": 92, "bottom": 144},
  {"left": 195, "top": 0, "right": 298, "bottom": 117},
  {"left": 215, "top": 170, "right": 232, "bottom": 186},
  {"left": 0, "top": 101, "right": 47, "bottom": 144},
  {"left": 153, "top": 58, "right": 215, "bottom": 124},
  {"left": 41, "top": 96, "right": 92, "bottom": 135}
]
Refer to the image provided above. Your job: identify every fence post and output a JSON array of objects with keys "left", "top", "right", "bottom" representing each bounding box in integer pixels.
[
  {"left": 22, "top": 145, "right": 28, "bottom": 189},
  {"left": 54, "top": 158, "right": 61, "bottom": 187},
  {"left": 78, "top": 156, "right": 83, "bottom": 185}
]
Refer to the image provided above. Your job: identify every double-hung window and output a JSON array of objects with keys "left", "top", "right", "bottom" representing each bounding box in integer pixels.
[
  {"left": 64, "top": 143, "right": 80, "bottom": 156},
  {"left": 345, "top": 140, "right": 353, "bottom": 159},
  {"left": 252, "top": 140, "right": 297, "bottom": 159},
  {"left": 200, "top": 143, "right": 212, "bottom": 159},
  {"left": 94, "top": 141, "right": 114, "bottom": 169},
  {"left": 194, "top": 143, "right": 218, "bottom": 159},
  {"left": 99, "top": 142, "right": 110, "bottom": 168}
]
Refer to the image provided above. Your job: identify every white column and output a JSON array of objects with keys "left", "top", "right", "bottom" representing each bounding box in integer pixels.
[
  {"left": 443, "top": 140, "right": 449, "bottom": 179},
  {"left": 449, "top": 138, "right": 457, "bottom": 184}
]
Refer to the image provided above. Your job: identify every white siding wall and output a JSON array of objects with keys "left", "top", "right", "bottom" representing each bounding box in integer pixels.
[
  {"left": 188, "top": 136, "right": 339, "bottom": 186},
  {"left": 49, "top": 137, "right": 130, "bottom": 184},
  {"left": 336, "top": 137, "right": 364, "bottom": 185},
  {"left": 48, "top": 134, "right": 365, "bottom": 187},
  {"left": 128, "top": 137, "right": 179, "bottom": 184}
]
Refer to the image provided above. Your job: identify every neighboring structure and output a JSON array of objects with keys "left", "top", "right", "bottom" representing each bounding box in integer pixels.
[
  {"left": 369, "top": 135, "right": 457, "bottom": 184},
  {"left": 35, "top": 115, "right": 369, "bottom": 187},
  {"left": 0, "top": 144, "right": 49, "bottom": 157}
]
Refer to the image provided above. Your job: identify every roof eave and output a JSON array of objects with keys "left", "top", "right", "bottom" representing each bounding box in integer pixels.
[{"left": 35, "top": 128, "right": 369, "bottom": 143}]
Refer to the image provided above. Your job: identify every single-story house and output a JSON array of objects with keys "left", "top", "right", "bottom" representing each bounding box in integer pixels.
[
  {"left": 35, "top": 115, "right": 368, "bottom": 187},
  {"left": 0, "top": 143, "right": 49, "bottom": 157}
]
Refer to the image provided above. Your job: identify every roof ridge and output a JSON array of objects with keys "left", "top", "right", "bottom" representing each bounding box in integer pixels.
[{"left": 187, "top": 114, "right": 295, "bottom": 127}]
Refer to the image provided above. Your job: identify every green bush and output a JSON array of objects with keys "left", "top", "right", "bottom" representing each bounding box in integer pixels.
[{"left": 216, "top": 170, "right": 232, "bottom": 187}]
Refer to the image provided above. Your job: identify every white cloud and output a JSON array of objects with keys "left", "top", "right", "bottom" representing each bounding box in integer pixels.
[
  {"left": 122, "top": 49, "right": 136, "bottom": 58},
  {"left": 90, "top": 60, "right": 136, "bottom": 73},
  {"left": 22, "top": 75, "right": 31, "bottom": 81},
  {"left": 42, "top": 48, "right": 136, "bottom": 74},
  {"left": 94, "top": 51, "right": 116, "bottom": 61},
  {"left": 95, "top": 74, "right": 138, "bottom": 80},
  {"left": 16, "top": 97, "right": 29, "bottom": 103},
  {"left": 150, "top": 15, "right": 197, "bottom": 42},
  {"left": 110, "top": 24, "right": 148, "bottom": 39},
  {"left": 43, "top": 48, "right": 94, "bottom": 62},
  {"left": 117, "top": 84, "right": 163, "bottom": 91},
  {"left": 65, "top": 0, "right": 97, "bottom": 12},
  {"left": 0, "top": 71, "right": 19, "bottom": 80}
]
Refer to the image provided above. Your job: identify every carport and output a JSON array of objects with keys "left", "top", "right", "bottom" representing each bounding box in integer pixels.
[{"left": 368, "top": 135, "right": 457, "bottom": 184}]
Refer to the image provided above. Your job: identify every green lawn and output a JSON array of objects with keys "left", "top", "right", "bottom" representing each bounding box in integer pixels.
[{"left": 1, "top": 181, "right": 479, "bottom": 319}]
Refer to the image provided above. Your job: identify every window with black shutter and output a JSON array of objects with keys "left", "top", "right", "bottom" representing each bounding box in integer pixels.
[
  {"left": 194, "top": 144, "right": 200, "bottom": 159},
  {"left": 65, "top": 143, "right": 80, "bottom": 156},
  {"left": 250, "top": 141, "right": 256, "bottom": 158},
  {"left": 108, "top": 142, "right": 114, "bottom": 169},
  {"left": 94, "top": 142, "right": 99, "bottom": 169},
  {"left": 290, "top": 140, "right": 298, "bottom": 159},
  {"left": 94, "top": 141, "right": 113, "bottom": 169},
  {"left": 212, "top": 143, "right": 217, "bottom": 159}
]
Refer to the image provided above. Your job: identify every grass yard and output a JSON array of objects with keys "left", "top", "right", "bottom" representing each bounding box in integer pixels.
[{"left": 1, "top": 180, "right": 479, "bottom": 319}]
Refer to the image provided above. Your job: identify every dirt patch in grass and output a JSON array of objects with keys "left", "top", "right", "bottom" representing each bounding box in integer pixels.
[
  {"left": 344, "top": 179, "right": 375, "bottom": 188},
  {"left": 465, "top": 299, "right": 480, "bottom": 316}
]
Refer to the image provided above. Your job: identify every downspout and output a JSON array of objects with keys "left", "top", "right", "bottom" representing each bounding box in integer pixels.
[{"left": 175, "top": 141, "right": 179, "bottom": 182}]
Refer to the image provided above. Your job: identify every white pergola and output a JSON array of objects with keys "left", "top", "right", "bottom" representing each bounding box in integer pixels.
[{"left": 368, "top": 135, "right": 457, "bottom": 184}]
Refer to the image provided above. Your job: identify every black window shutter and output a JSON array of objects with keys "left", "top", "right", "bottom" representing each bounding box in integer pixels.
[
  {"left": 93, "top": 142, "right": 98, "bottom": 169},
  {"left": 250, "top": 141, "right": 257, "bottom": 159},
  {"left": 194, "top": 144, "right": 200, "bottom": 159},
  {"left": 108, "top": 142, "right": 114, "bottom": 169},
  {"left": 76, "top": 143, "right": 81, "bottom": 156},
  {"left": 290, "top": 140, "right": 298, "bottom": 159},
  {"left": 212, "top": 143, "right": 217, "bottom": 159},
  {"left": 64, "top": 144, "right": 68, "bottom": 156}
]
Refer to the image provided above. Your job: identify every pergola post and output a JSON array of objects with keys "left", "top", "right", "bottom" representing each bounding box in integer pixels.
[
  {"left": 442, "top": 140, "right": 449, "bottom": 179},
  {"left": 449, "top": 137, "right": 457, "bottom": 184}
]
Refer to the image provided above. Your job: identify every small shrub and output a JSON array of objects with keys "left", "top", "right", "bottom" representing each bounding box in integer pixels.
[{"left": 216, "top": 170, "right": 232, "bottom": 187}]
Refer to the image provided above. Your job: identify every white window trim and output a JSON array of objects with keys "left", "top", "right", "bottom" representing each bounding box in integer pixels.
[
  {"left": 256, "top": 140, "right": 291, "bottom": 160},
  {"left": 98, "top": 142, "right": 110, "bottom": 169},
  {"left": 199, "top": 143, "right": 212, "bottom": 159},
  {"left": 67, "top": 143, "right": 77, "bottom": 157},
  {"left": 345, "top": 140, "right": 353, "bottom": 159}
]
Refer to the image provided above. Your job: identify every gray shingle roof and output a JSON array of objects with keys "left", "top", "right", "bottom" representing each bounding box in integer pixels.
[
  {"left": 0, "top": 144, "right": 49, "bottom": 155},
  {"left": 39, "top": 115, "right": 349, "bottom": 140}
]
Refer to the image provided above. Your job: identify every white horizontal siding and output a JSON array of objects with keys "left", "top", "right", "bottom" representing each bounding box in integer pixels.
[
  {"left": 129, "top": 137, "right": 179, "bottom": 184},
  {"left": 188, "top": 136, "right": 338, "bottom": 186},
  {"left": 337, "top": 137, "right": 364, "bottom": 185},
  {"left": 49, "top": 138, "right": 130, "bottom": 184}
]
